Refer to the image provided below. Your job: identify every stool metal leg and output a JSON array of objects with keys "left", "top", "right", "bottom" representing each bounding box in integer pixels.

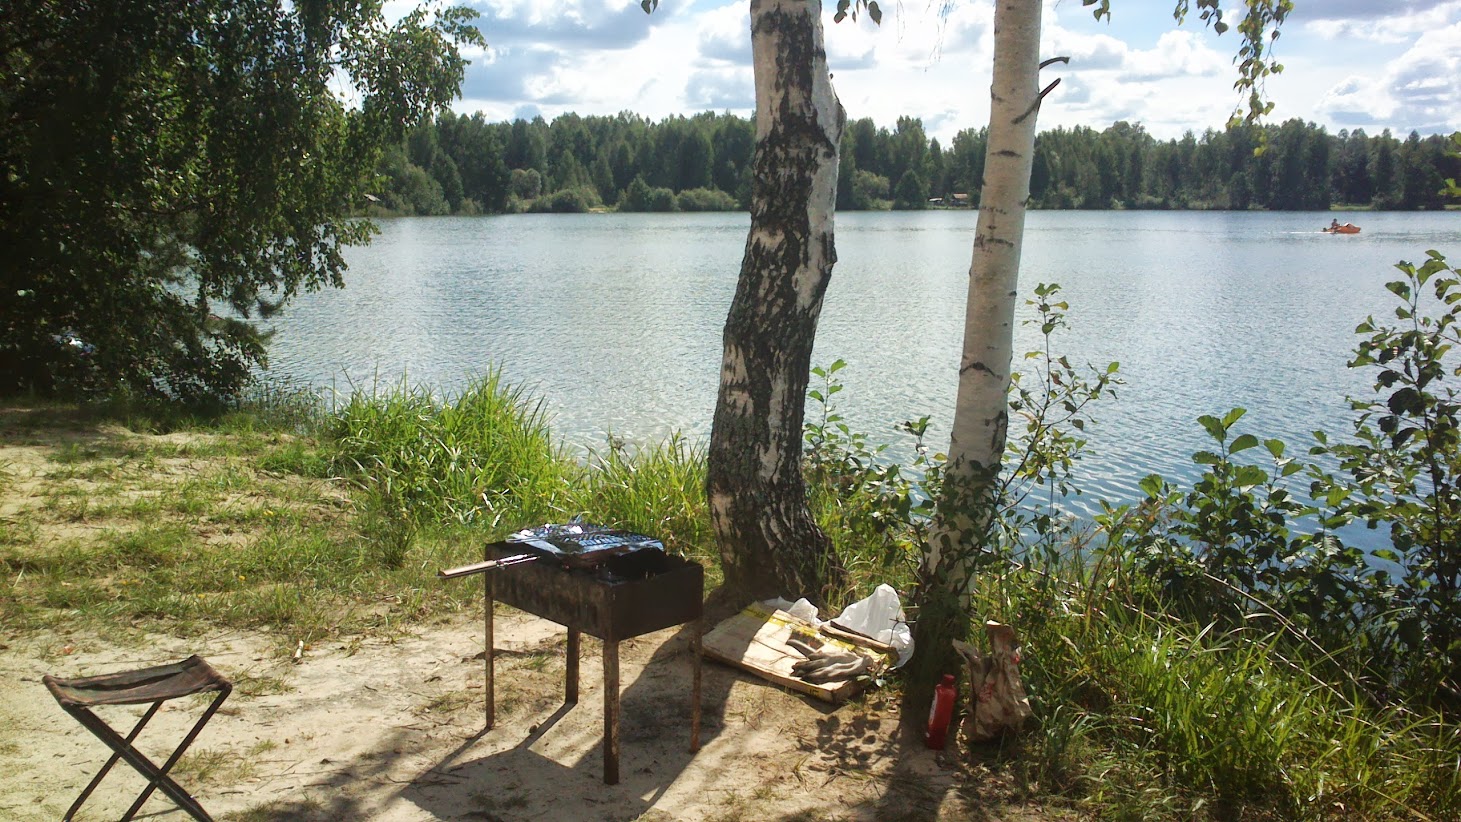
[
  {"left": 62, "top": 702, "right": 162, "bottom": 821},
  {"left": 119, "top": 684, "right": 231, "bottom": 821},
  {"left": 62, "top": 683, "right": 230, "bottom": 822}
]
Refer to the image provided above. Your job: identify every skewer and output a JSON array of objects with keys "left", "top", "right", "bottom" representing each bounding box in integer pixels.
[{"left": 437, "top": 553, "right": 538, "bottom": 579}]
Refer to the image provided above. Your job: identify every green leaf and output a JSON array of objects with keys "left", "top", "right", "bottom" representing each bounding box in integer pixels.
[
  {"left": 1139, "top": 473, "right": 1166, "bottom": 498},
  {"left": 1230, "top": 433, "right": 1259, "bottom": 453},
  {"left": 1192, "top": 450, "right": 1223, "bottom": 466},
  {"left": 1197, "top": 414, "right": 1227, "bottom": 443},
  {"left": 1221, "top": 407, "right": 1247, "bottom": 429},
  {"left": 1234, "top": 465, "right": 1269, "bottom": 487}
]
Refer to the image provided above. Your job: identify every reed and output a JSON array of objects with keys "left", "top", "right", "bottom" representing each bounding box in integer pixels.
[{"left": 971, "top": 554, "right": 1461, "bottom": 820}]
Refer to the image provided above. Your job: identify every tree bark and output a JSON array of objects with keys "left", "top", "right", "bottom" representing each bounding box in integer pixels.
[
  {"left": 904, "top": 0, "right": 1045, "bottom": 728},
  {"left": 707, "top": 0, "right": 846, "bottom": 605}
]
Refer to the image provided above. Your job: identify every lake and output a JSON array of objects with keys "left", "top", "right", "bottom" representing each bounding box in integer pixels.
[{"left": 266, "top": 209, "right": 1461, "bottom": 530}]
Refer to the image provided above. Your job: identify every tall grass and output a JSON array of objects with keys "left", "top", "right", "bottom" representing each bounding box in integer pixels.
[
  {"left": 967, "top": 553, "right": 1461, "bottom": 820},
  {"left": 569, "top": 434, "right": 715, "bottom": 565},
  {"left": 326, "top": 371, "right": 571, "bottom": 531}
]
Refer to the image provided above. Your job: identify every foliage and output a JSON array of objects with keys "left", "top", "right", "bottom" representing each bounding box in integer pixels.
[
  {"left": 375, "top": 112, "right": 1461, "bottom": 217},
  {"left": 1095, "top": 252, "right": 1461, "bottom": 706},
  {"left": 802, "top": 284, "right": 1120, "bottom": 591},
  {"left": 575, "top": 434, "right": 713, "bottom": 568},
  {"left": 674, "top": 187, "right": 740, "bottom": 212},
  {"left": 1316, "top": 251, "right": 1461, "bottom": 701},
  {"left": 1, "top": 0, "right": 481, "bottom": 402},
  {"left": 802, "top": 360, "right": 934, "bottom": 597},
  {"left": 326, "top": 372, "right": 568, "bottom": 530},
  {"left": 526, "top": 187, "right": 599, "bottom": 214},
  {"left": 892, "top": 169, "right": 929, "bottom": 210},
  {"left": 977, "top": 556, "right": 1461, "bottom": 821},
  {"left": 619, "top": 176, "right": 678, "bottom": 212}
]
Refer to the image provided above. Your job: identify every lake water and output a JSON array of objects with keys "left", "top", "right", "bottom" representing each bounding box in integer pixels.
[{"left": 267, "top": 210, "right": 1461, "bottom": 532}]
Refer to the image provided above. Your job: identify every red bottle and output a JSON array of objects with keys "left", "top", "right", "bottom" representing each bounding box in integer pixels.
[{"left": 924, "top": 674, "right": 957, "bottom": 749}]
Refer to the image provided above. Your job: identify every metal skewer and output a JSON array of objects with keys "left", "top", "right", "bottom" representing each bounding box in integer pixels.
[{"left": 437, "top": 553, "right": 539, "bottom": 579}]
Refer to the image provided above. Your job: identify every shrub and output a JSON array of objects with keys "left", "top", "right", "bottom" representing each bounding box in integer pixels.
[{"left": 674, "top": 187, "right": 738, "bottom": 212}]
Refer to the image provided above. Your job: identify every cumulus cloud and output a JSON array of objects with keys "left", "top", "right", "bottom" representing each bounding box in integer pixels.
[
  {"left": 1306, "top": 0, "right": 1461, "bottom": 43},
  {"left": 1047, "top": 29, "right": 1126, "bottom": 71},
  {"left": 1315, "top": 22, "right": 1461, "bottom": 133},
  {"left": 1121, "top": 30, "right": 1227, "bottom": 80},
  {"left": 695, "top": 2, "right": 749, "bottom": 64},
  {"left": 459, "top": 45, "right": 567, "bottom": 102},
  {"left": 467, "top": 0, "right": 666, "bottom": 50},
  {"left": 685, "top": 67, "right": 754, "bottom": 110}
]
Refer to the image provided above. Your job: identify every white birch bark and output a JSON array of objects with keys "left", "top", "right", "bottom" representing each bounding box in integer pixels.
[
  {"left": 706, "top": 0, "right": 846, "bottom": 603},
  {"left": 903, "top": 0, "right": 1046, "bottom": 730},
  {"left": 935, "top": 0, "right": 1044, "bottom": 579}
]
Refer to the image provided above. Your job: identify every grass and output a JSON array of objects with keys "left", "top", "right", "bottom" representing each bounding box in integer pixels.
[
  {"left": 174, "top": 739, "right": 278, "bottom": 785},
  {"left": 969, "top": 554, "right": 1461, "bottom": 820},
  {"left": 3, "top": 379, "right": 1459, "bottom": 820}
]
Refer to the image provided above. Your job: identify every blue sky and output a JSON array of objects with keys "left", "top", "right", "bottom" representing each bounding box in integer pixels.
[{"left": 412, "top": 0, "right": 1461, "bottom": 142}]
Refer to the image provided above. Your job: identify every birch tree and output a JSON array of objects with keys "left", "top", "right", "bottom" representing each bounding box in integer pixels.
[
  {"left": 904, "top": 0, "right": 1293, "bottom": 722},
  {"left": 705, "top": 0, "right": 848, "bottom": 603}
]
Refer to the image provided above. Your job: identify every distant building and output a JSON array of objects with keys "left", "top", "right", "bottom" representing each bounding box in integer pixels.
[{"left": 950, "top": 193, "right": 971, "bottom": 207}]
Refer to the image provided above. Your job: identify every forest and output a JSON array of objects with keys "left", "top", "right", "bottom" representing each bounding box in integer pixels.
[{"left": 379, "top": 110, "right": 1461, "bottom": 216}]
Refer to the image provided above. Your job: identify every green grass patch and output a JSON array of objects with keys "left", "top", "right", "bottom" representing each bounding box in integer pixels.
[{"left": 973, "top": 555, "right": 1461, "bottom": 820}]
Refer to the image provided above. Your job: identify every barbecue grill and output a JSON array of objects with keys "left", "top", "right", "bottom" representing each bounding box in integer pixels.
[{"left": 440, "top": 525, "right": 704, "bottom": 785}]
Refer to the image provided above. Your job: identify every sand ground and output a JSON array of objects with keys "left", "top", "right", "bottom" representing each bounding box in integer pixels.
[{"left": 1, "top": 610, "right": 1044, "bottom": 821}]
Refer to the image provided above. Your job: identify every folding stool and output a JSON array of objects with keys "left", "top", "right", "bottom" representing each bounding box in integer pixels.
[{"left": 43, "top": 654, "right": 232, "bottom": 821}]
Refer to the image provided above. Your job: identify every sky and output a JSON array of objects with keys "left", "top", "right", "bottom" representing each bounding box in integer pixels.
[{"left": 408, "top": 0, "right": 1461, "bottom": 143}]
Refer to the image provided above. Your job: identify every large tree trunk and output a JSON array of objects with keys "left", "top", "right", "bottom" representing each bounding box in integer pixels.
[
  {"left": 707, "top": 0, "right": 847, "bottom": 605},
  {"left": 903, "top": 0, "right": 1045, "bottom": 728}
]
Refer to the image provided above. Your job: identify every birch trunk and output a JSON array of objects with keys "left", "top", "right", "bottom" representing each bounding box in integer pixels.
[
  {"left": 707, "top": 0, "right": 847, "bottom": 604},
  {"left": 904, "top": 0, "right": 1045, "bottom": 725}
]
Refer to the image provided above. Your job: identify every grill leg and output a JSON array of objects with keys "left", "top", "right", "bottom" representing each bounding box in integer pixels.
[
  {"left": 566, "top": 628, "right": 580, "bottom": 704},
  {"left": 691, "top": 617, "right": 702, "bottom": 752},
  {"left": 603, "top": 639, "right": 619, "bottom": 785},
  {"left": 484, "top": 572, "right": 495, "bottom": 731},
  {"left": 62, "top": 703, "right": 161, "bottom": 821}
]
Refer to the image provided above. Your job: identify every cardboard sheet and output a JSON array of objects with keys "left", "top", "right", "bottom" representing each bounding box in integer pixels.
[{"left": 701, "top": 605, "right": 893, "bottom": 703}]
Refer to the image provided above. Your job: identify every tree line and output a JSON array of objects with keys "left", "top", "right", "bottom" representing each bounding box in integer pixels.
[{"left": 378, "top": 111, "right": 1461, "bottom": 216}]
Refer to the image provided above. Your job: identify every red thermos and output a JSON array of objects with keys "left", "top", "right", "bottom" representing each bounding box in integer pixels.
[{"left": 924, "top": 674, "right": 957, "bottom": 749}]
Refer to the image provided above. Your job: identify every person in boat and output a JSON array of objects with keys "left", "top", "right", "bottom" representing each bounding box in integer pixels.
[{"left": 1330, "top": 219, "right": 1340, "bottom": 231}]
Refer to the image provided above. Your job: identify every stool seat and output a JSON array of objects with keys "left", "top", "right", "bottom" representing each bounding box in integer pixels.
[
  {"left": 45, "top": 654, "right": 227, "bottom": 708},
  {"left": 45, "top": 654, "right": 232, "bottom": 821}
]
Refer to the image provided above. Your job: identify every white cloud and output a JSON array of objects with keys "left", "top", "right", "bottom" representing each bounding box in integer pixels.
[
  {"left": 695, "top": 3, "right": 750, "bottom": 64},
  {"left": 442, "top": 0, "right": 1456, "bottom": 145},
  {"left": 1306, "top": 0, "right": 1461, "bottom": 43},
  {"left": 1316, "top": 22, "right": 1461, "bottom": 133},
  {"left": 1120, "top": 30, "right": 1227, "bottom": 80},
  {"left": 686, "top": 67, "right": 754, "bottom": 110}
]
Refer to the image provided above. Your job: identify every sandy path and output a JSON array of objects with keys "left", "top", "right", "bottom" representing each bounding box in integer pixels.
[{"left": 0, "top": 609, "right": 997, "bottom": 821}]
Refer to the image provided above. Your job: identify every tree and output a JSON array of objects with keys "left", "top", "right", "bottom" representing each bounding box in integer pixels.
[
  {"left": 1372, "top": 130, "right": 1401, "bottom": 208},
  {"left": 905, "top": 0, "right": 1291, "bottom": 725},
  {"left": 893, "top": 169, "right": 929, "bottom": 209},
  {"left": 1400, "top": 132, "right": 1446, "bottom": 210},
  {"left": 1, "top": 0, "right": 480, "bottom": 400},
  {"left": 907, "top": 0, "right": 1052, "bottom": 718},
  {"left": 703, "top": 0, "right": 848, "bottom": 602}
]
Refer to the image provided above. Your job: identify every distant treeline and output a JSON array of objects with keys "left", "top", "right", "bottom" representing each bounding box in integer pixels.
[{"left": 376, "top": 111, "right": 1460, "bottom": 216}]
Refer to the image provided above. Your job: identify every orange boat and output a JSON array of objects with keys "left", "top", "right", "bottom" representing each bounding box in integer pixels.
[{"left": 1323, "top": 222, "right": 1361, "bottom": 234}]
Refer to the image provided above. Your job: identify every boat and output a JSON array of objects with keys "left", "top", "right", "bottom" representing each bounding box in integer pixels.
[{"left": 1323, "top": 222, "right": 1361, "bottom": 234}]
